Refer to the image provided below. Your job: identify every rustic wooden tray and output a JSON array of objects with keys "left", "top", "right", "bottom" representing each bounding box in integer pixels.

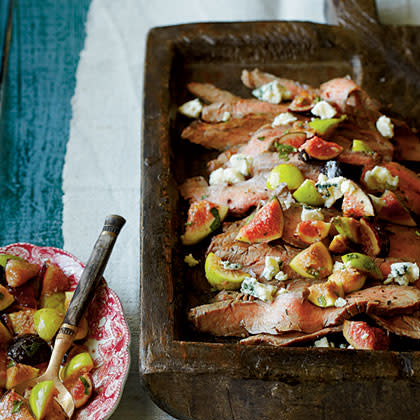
[{"left": 140, "top": 1, "right": 420, "bottom": 418}]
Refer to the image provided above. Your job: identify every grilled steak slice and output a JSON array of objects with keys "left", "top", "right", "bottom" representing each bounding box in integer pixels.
[
  {"left": 370, "top": 311, "right": 420, "bottom": 339},
  {"left": 188, "top": 285, "right": 420, "bottom": 337},
  {"left": 179, "top": 174, "right": 269, "bottom": 216},
  {"left": 240, "top": 326, "right": 343, "bottom": 347},
  {"left": 392, "top": 119, "right": 420, "bottom": 162},
  {"left": 181, "top": 115, "right": 272, "bottom": 150},
  {"left": 241, "top": 68, "right": 315, "bottom": 99},
  {"left": 386, "top": 225, "right": 420, "bottom": 262},
  {"left": 187, "top": 82, "right": 240, "bottom": 104},
  {"left": 202, "top": 100, "right": 289, "bottom": 123},
  {"left": 347, "top": 285, "right": 420, "bottom": 316},
  {"left": 188, "top": 288, "right": 360, "bottom": 336},
  {"left": 383, "top": 162, "right": 420, "bottom": 216}
]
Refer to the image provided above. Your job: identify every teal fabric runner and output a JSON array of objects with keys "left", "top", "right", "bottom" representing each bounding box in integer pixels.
[{"left": 0, "top": 0, "right": 90, "bottom": 247}]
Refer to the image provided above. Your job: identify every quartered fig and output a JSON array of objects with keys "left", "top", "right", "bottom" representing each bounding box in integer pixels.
[
  {"left": 236, "top": 197, "right": 284, "bottom": 243},
  {"left": 342, "top": 252, "right": 383, "bottom": 280},
  {"left": 328, "top": 268, "right": 366, "bottom": 294},
  {"left": 308, "top": 281, "right": 344, "bottom": 308},
  {"left": 308, "top": 115, "right": 346, "bottom": 136},
  {"left": 342, "top": 180, "right": 374, "bottom": 218},
  {"left": 343, "top": 320, "right": 390, "bottom": 350},
  {"left": 293, "top": 179, "right": 325, "bottom": 206},
  {"left": 296, "top": 220, "right": 331, "bottom": 244},
  {"left": 266, "top": 164, "right": 304, "bottom": 190},
  {"left": 300, "top": 136, "right": 343, "bottom": 160},
  {"left": 329, "top": 234, "right": 351, "bottom": 254},
  {"left": 332, "top": 216, "right": 360, "bottom": 243}
]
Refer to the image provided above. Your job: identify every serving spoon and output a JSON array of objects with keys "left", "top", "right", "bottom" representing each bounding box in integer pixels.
[{"left": 16, "top": 214, "right": 126, "bottom": 418}]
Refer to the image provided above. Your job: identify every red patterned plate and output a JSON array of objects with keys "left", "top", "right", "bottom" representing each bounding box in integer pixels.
[{"left": 0, "top": 243, "right": 130, "bottom": 420}]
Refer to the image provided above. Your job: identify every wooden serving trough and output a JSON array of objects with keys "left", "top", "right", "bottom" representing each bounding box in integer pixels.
[{"left": 140, "top": 1, "right": 420, "bottom": 418}]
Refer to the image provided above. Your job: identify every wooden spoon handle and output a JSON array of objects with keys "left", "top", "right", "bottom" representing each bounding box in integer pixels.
[{"left": 63, "top": 214, "right": 126, "bottom": 327}]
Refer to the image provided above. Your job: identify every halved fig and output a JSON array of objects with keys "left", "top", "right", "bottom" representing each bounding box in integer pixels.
[
  {"left": 359, "top": 218, "right": 381, "bottom": 256},
  {"left": 236, "top": 197, "right": 284, "bottom": 243},
  {"left": 328, "top": 268, "right": 366, "bottom": 294},
  {"left": 5, "top": 259, "right": 39, "bottom": 288},
  {"left": 288, "top": 92, "right": 319, "bottom": 112},
  {"left": 329, "top": 234, "right": 351, "bottom": 254},
  {"left": 296, "top": 221, "right": 331, "bottom": 244},
  {"left": 181, "top": 200, "right": 228, "bottom": 245},
  {"left": 371, "top": 190, "right": 416, "bottom": 226},
  {"left": 342, "top": 252, "right": 383, "bottom": 280},
  {"left": 205, "top": 252, "right": 248, "bottom": 291},
  {"left": 289, "top": 242, "right": 333, "bottom": 279},
  {"left": 332, "top": 216, "right": 360, "bottom": 243},
  {"left": 343, "top": 320, "right": 390, "bottom": 350},
  {"left": 308, "top": 281, "right": 343, "bottom": 308},
  {"left": 342, "top": 180, "right": 374, "bottom": 218},
  {"left": 64, "top": 373, "right": 93, "bottom": 408},
  {"left": 300, "top": 136, "right": 343, "bottom": 160},
  {"left": 274, "top": 131, "right": 307, "bottom": 149}
]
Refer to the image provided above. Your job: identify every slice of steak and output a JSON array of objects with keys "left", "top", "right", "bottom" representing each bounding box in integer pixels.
[
  {"left": 392, "top": 119, "right": 420, "bottom": 162},
  {"left": 188, "top": 289, "right": 358, "bottom": 336},
  {"left": 239, "top": 326, "right": 343, "bottom": 347},
  {"left": 187, "top": 82, "right": 240, "bottom": 103},
  {"left": 386, "top": 224, "right": 420, "bottom": 262},
  {"left": 179, "top": 174, "right": 269, "bottom": 216},
  {"left": 241, "top": 68, "right": 315, "bottom": 99},
  {"left": 181, "top": 115, "right": 272, "bottom": 150},
  {"left": 202, "top": 100, "right": 289, "bottom": 123},
  {"left": 369, "top": 311, "right": 420, "bottom": 339},
  {"left": 346, "top": 285, "right": 420, "bottom": 316}
]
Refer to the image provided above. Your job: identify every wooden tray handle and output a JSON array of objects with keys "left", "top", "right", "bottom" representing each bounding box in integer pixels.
[{"left": 325, "top": 0, "right": 379, "bottom": 27}]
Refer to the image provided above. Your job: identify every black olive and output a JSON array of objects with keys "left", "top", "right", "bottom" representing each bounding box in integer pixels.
[
  {"left": 299, "top": 150, "right": 311, "bottom": 163},
  {"left": 8, "top": 334, "right": 51, "bottom": 366}
]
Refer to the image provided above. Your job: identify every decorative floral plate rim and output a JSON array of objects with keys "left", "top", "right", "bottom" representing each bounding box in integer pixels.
[{"left": 0, "top": 243, "right": 131, "bottom": 420}]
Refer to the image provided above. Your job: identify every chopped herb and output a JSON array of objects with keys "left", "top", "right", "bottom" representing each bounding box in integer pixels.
[
  {"left": 0, "top": 292, "right": 3, "bottom": 300},
  {"left": 317, "top": 295, "right": 327, "bottom": 306},
  {"left": 25, "top": 341, "right": 42, "bottom": 358},
  {"left": 257, "top": 136, "right": 265, "bottom": 141},
  {"left": 7, "top": 360, "right": 15, "bottom": 368},
  {"left": 201, "top": 194, "right": 209, "bottom": 200},
  {"left": 314, "top": 96, "right": 321, "bottom": 103},
  {"left": 80, "top": 376, "right": 91, "bottom": 395},
  {"left": 12, "top": 400, "right": 23, "bottom": 414},
  {"left": 296, "top": 121, "right": 304, "bottom": 128},
  {"left": 416, "top": 231, "right": 420, "bottom": 237},
  {"left": 184, "top": 222, "right": 193, "bottom": 226},
  {"left": 273, "top": 142, "right": 297, "bottom": 161},
  {"left": 209, "top": 207, "right": 221, "bottom": 232},
  {"left": 285, "top": 309, "right": 289, "bottom": 316},
  {"left": 283, "top": 129, "right": 289, "bottom": 135}
]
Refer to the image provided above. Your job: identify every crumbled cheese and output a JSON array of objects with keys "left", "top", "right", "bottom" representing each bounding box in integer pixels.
[
  {"left": 333, "top": 261, "right": 345, "bottom": 272},
  {"left": 276, "top": 287, "right": 289, "bottom": 295},
  {"left": 311, "top": 100, "right": 337, "bottom": 119},
  {"left": 340, "top": 179, "right": 356, "bottom": 195},
  {"left": 274, "top": 270, "right": 288, "bottom": 281},
  {"left": 314, "top": 337, "right": 334, "bottom": 348},
  {"left": 272, "top": 112, "right": 297, "bottom": 127},
  {"left": 222, "top": 111, "right": 231, "bottom": 122},
  {"left": 221, "top": 260, "right": 243, "bottom": 270},
  {"left": 184, "top": 254, "right": 199, "bottom": 267},
  {"left": 376, "top": 115, "right": 394, "bottom": 138},
  {"left": 363, "top": 166, "right": 399, "bottom": 191},
  {"left": 240, "top": 277, "right": 278, "bottom": 302},
  {"left": 280, "top": 192, "right": 295, "bottom": 210},
  {"left": 361, "top": 333, "right": 369, "bottom": 340},
  {"left": 301, "top": 206, "right": 324, "bottom": 222},
  {"left": 384, "top": 262, "right": 419, "bottom": 286},
  {"left": 334, "top": 297, "right": 347, "bottom": 308},
  {"left": 315, "top": 173, "right": 346, "bottom": 208},
  {"left": 262, "top": 256, "right": 282, "bottom": 280},
  {"left": 347, "top": 345, "right": 354, "bottom": 349},
  {"left": 209, "top": 167, "right": 245, "bottom": 186},
  {"left": 252, "top": 80, "right": 289, "bottom": 104},
  {"left": 178, "top": 98, "right": 203, "bottom": 118},
  {"left": 229, "top": 154, "right": 253, "bottom": 177}
]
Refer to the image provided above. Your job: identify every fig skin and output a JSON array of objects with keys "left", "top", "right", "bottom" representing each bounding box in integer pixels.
[{"left": 343, "top": 320, "right": 390, "bottom": 350}]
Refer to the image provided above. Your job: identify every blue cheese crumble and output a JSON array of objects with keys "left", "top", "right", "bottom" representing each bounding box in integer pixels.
[
  {"left": 209, "top": 167, "right": 245, "bottom": 186},
  {"left": 262, "top": 256, "right": 282, "bottom": 280},
  {"left": 229, "top": 154, "right": 253, "bottom": 177},
  {"left": 315, "top": 174, "right": 346, "bottom": 208},
  {"left": 221, "top": 260, "right": 243, "bottom": 270},
  {"left": 363, "top": 166, "right": 399, "bottom": 191},
  {"left": 178, "top": 98, "right": 203, "bottom": 118},
  {"left": 252, "top": 81, "right": 290, "bottom": 104},
  {"left": 384, "top": 262, "right": 419, "bottom": 286},
  {"left": 376, "top": 115, "right": 394, "bottom": 138},
  {"left": 301, "top": 206, "right": 324, "bottom": 222},
  {"left": 311, "top": 100, "right": 337, "bottom": 119},
  {"left": 272, "top": 112, "right": 297, "bottom": 127},
  {"left": 240, "top": 277, "right": 278, "bottom": 302}
]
